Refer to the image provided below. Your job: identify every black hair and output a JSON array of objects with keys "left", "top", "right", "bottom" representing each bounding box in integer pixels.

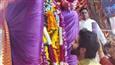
[
  {"left": 78, "top": 29, "right": 100, "bottom": 59},
  {"left": 79, "top": 7, "right": 88, "bottom": 13},
  {"left": 60, "top": 1, "right": 68, "bottom": 11}
]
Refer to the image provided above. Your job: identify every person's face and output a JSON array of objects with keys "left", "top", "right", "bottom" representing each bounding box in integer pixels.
[
  {"left": 61, "top": 0, "right": 70, "bottom": 9},
  {"left": 70, "top": 0, "right": 78, "bottom": 10},
  {"left": 81, "top": 9, "right": 89, "bottom": 20},
  {"left": 76, "top": 46, "right": 86, "bottom": 60},
  {"left": 74, "top": 38, "right": 86, "bottom": 60},
  {"left": 72, "top": 37, "right": 79, "bottom": 49}
]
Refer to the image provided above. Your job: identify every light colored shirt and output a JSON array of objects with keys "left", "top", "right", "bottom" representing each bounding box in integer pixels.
[
  {"left": 79, "top": 18, "right": 107, "bottom": 45},
  {"left": 80, "top": 18, "right": 95, "bottom": 32},
  {"left": 78, "top": 58, "right": 101, "bottom": 65}
]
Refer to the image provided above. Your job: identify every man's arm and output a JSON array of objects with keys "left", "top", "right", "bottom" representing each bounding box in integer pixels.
[
  {"left": 98, "top": 39, "right": 113, "bottom": 65},
  {"left": 92, "top": 22, "right": 107, "bottom": 45}
]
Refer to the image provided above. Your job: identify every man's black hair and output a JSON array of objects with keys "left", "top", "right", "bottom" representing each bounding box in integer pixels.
[
  {"left": 78, "top": 29, "right": 100, "bottom": 59},
  {"left": 79, "top": 7, "right": 88, "bottom": 13}
]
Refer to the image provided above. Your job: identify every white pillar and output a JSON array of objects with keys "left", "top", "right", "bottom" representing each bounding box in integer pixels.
[{"left": 109, "top": 16, "right": 115, "bottom": 34}]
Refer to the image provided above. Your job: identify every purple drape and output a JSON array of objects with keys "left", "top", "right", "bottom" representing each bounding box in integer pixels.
[
  {"left": 62, "top": 10, "right": 79, "bottom": 65},
  {"left": 6, "top": 0, "right": 43, "bottom": 65},
  {"left": 92, "top": 22, "right": 97, "bottom": 33}
]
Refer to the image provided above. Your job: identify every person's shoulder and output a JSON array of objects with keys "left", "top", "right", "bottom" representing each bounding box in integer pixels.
[
  {"left": 79, "top": 20, "right": 84, "bottom": 22},
  {"left": 62, "top": 10, "right": 78, "bottom": 17},
  {"left": 88, "top": 18, "right": 96, "bottom": 23},
  {"left": 68, "top": 11, "right": 78, "bottom": 19},
  {"left": 71, "top": 11, "right": 77, "bottom": 13},
  {"left": 71, "top": 11, "right": 78, "bottom": 15}
]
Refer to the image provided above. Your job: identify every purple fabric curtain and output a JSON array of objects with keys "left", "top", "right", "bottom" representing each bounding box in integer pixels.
[
  {"left": 92, "top": 22, "right": 107, "bottom": 45},
  {"left": 92, "top": 22, "right": 97, "bottom": 33},
  {"left": 6, "top": 0, "right": 43, "bottom": 65},
  {"left": 61, "top": 10, "right": 79, "bottom": 65}
]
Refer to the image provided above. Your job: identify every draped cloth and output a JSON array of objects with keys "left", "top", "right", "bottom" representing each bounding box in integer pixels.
[
  {"left": 61, "top": 10, "right": 79, "bottom": 65},
  {"left": 0, "top": 7, "right": 12, "bottom": 65},
  {"left": 2, "top": 20, "right": 12, "bottom": 65},
  {"left": 6, "top": 0, "right": 43, "bottom": 65}
]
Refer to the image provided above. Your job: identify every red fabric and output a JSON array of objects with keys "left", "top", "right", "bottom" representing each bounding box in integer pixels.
[
  {"left": 100, "top": 57, "right": 113, "bottom": 65},
  {"left": 109, "top": 58, "right": 115, "bottom": 65},
  {"left": 48, "top": 45, "right": 56, "bottom": 62},
  {"left": 60, "top": 45, "right": 65, "bottom": 62}
]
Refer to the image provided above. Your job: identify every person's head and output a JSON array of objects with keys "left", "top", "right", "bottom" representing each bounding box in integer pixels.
[
  {"left": 68, "top": 0, "right": 78, "bottom": 10},
  {"left": 74, "top": 29, "right": 100, "bottom": 60},
  {"left": 61, "top": 0, "right": 78, "bottom": 10},
  {"left": 80, "top": 8, "right": 89, "bottom": 20}
]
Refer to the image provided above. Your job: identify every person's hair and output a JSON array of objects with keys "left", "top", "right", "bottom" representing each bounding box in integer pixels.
[
  {"left": 78, "top": 29, "right": 100, "bottom": 59},
  {"left": 60, "top": 0, "right": 77, "bottom": 10},
  {"left": 79, "top": 7, "right": 88, "bottom": 13},
  {"left": 60, "top": 1, "right": 68, "bottom": 10}
]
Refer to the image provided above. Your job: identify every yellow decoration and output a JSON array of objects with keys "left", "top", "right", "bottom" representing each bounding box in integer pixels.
[
  {"left": 43, "top": 35, "right": 50, "bottom": 60},
  {"left": 46, "top": 11, "right": 58, "bottom": 32},
  {"left": 45, "top": 1, "right": 62, "bottom": 63},
  {"left": 45, "top": 11, "right": 60, "bottom": 63},
  {"left": 43, "top": 35, "right": 47, "bottom": 43}
]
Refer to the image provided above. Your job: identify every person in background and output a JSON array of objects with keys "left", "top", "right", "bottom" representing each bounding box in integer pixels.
[
  {"left": 77, "top": 29, "right": 101, "bottom": 65},
  {"left": 60, "top": 0, "right": 79, "bottom": 65},
  {"left": 79, "top": 8, "right": 107, "bottom": 45}
]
